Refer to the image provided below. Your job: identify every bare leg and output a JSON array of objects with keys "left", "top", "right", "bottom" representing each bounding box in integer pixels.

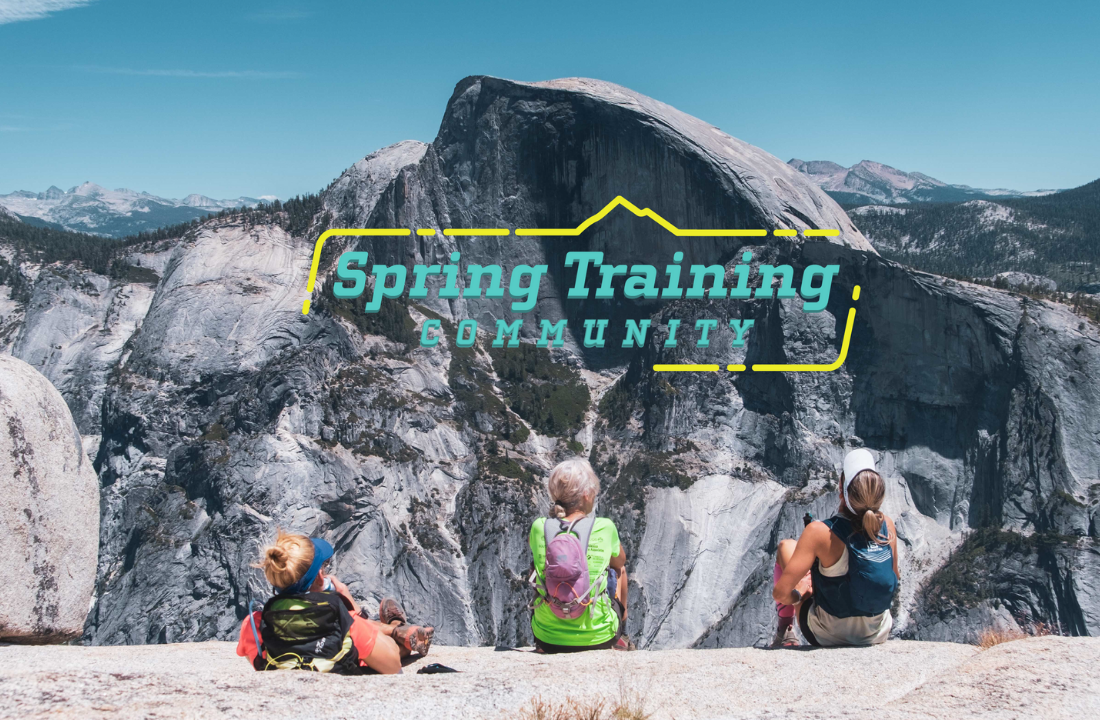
[
  {"left": 363, "top": 632, "right": 402, "bottom": 674},
  {"left": 772, "top": 539, "right": 800, "bottom": 647},
  {"left": 775, "top": 538, "right": 813, "bottom": 601},
  {"left": 362, "top": 598, "right": 432, "bottom": 658},
  {"left": 363, "top": 619, "right": 411, "bottom": 657},
  {"left": 776, "top": 538, "right": 797, "bottom": 570}
]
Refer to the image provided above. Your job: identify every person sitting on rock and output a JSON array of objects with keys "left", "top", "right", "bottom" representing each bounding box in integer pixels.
[
  {"left": 236, "top": 530, "right": 434, "bottom": 674},
  {"left": 771, "top": 448, "right": 899, "bottom": 647},
  {"left": 528, "top": 458, "right": 633, "bottom": 652}
]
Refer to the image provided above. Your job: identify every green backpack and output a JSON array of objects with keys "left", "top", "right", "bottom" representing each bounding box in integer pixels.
[{"left": 252, "top": 591, "right": 360, "bottom": 673}]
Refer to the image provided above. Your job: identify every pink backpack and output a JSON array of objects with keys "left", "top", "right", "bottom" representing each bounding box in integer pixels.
[{"left": 532, "top": 517, "right": 603, "bottom": 620}]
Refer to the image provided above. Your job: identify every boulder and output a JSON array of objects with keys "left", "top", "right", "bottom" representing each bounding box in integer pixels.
[{"left": 0, "top": 354, "right": 99, "bottom": 642}]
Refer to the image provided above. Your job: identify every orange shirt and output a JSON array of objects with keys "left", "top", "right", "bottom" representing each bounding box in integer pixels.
[{"left": 236, "top": 610, "right": 379, "bottom": 669}]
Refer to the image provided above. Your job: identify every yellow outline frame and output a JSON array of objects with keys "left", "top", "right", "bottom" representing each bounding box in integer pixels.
[{"left": 299, "top": 196, "right": 856, "bottom": 373}]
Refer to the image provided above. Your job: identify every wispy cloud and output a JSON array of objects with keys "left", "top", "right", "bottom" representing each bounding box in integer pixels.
[
  {"left": 76, "top": 65, "right": 305, "bottom": 79},
  {"left": 0, "top": 0, "right": 95, "bottom": 25},
  {"left": 0, "top": 125, "right": 29, "bottom": 132}
]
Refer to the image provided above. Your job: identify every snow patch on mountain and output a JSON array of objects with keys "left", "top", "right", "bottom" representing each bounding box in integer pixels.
[
  {"left": 0, "top": 183, "right": 269, "bottom": 237},
  {"left": 789, "top": 159, "right": 1059, "bottom": 205},
  {"left": 962, "top": 200, "right": 1016, "bottom": 225},
  {"left": 849, "top": 205, "right": 910, "bottom": 217}
]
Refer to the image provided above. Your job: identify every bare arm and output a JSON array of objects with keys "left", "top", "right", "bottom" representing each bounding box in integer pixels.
[
  {"left": 609, "top": 543, "right": 626, "bottom": 571},
  {"left": 772, "top": 522, "right": 829, "bottom": 604},
  {"left": 328, "top": 576, "right": 360, "bottom": 614}
]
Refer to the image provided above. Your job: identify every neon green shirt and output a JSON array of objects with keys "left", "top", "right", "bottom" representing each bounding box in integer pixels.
[{"left": 529, "top": 516, "right": 621, "bottom": 646}]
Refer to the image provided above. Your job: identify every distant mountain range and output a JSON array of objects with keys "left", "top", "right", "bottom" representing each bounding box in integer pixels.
[
  {"left": 789, "top": 159, "right": 1059, "bottom": 205},
  {"left": 0, "top": 183, "right": 273, "bottom": 237},
  {"left": 848, "top": 178, "right": 1100, "bottom": 292}
]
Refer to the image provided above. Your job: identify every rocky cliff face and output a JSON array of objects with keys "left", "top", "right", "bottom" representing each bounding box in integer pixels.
[{"left": 0, "top": 76, "right": 1096, "bottom": 648}]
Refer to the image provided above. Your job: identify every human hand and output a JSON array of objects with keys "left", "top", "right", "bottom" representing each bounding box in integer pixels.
[
  {"left": 328, "top": 576, "right": 359, "bottom": 613},
  {"left": 795, "top": 572, "right": 813, "bottom": 599}
]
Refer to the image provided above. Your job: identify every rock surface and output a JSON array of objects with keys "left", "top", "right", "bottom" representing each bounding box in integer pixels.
[
  {"left": 0, "top": 638, "right": 1095, "bottom": 719},
  {"left": 0, "top": 354, "right": 99, "bottom": 642},
  {"left": 0, "top": 76, "right": 1097, "bottom": 649}
]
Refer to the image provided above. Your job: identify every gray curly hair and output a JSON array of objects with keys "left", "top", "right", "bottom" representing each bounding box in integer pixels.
[{"left": 547, "top": 458, "right": 600, "bottom": 519}]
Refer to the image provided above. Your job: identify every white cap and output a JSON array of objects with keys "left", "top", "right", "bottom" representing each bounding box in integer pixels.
[{"left": 841, "top": 448, "right": 877, "bottom": 512}]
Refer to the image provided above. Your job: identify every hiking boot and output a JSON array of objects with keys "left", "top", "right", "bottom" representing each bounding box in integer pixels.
[
  {"left": 613, "top": 635, "right": 636, "bottom": 651},
  {"left": 379, "top": 597, "right": 408, "bottom": 626},
  {"left": 771, "top": 624, "right": 800, "bottom": 648},
  {"left": 394, "top": 624, "right": 434, "bottom": 655}
]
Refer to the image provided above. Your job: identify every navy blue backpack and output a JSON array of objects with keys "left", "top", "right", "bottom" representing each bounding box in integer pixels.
[{"left": 812, "top": 515, "right": 898, "bottom": 618}]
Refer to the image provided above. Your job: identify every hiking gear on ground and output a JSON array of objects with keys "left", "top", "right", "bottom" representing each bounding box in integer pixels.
[
  {"left": 379, "top": 597, "right": 408, "bottom": 626},
  {"left": 841, "top": 449, "right": 876, "bottom": 513},
  {"left": 812, "top": 516, "right": 897, "bottom": 618},
  {"left": 393, "top": 624, "right": 434, "bottom": 655},
  {"left": 528, "top": 517, "right": 622, "bottom": 648},
  {"left": 417, "top": 663, "right": 459, "bottom": 674},
  {"left": 276, "top": 538, "right": 334, "bottom": 596},
  {"left": 252, "top": 590, "right": 361, "bottom": 673},
  {"left": 532, "top": 517, "right": 604, "bottom": 620}
]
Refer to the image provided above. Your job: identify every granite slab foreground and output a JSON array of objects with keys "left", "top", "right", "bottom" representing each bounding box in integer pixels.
[{"left": 0, "top": 637, "right": 1096, "bottom": 719}]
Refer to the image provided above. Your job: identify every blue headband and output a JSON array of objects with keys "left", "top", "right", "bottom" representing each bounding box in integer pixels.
[{"left": 276, "top": 537, "right": 333, "bottom": 595}]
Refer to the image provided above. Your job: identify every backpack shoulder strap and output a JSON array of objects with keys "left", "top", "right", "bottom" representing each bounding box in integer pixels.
[
  {"left": 824, "top": 515, "right": 854, "bottom": 542},
  {"left": 544, "top": 517, "right": 563, "bottom": 549},
  {"left": 569, "top": 516, "right": 597, "bottom": 555}
]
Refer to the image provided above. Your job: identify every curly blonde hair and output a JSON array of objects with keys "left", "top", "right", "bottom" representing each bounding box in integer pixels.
[
  {"left": 253, "top": 529, "right": 314, "bottom": 589},
  {"left": 547, "top": 458, "right": 600, "bottom": 518}
]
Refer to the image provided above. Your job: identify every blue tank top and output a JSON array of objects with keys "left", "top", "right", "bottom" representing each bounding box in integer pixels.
[{"left": 811, "top": 515, "right": 898, "bottom": 618}]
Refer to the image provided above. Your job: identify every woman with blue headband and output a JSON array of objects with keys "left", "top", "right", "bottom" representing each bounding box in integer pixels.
[
  {"left": 236, "top": 530, "right": 434, "bottom": 674},
  {"left": 771, "top": 448, "right": 899, "bottom": 647}
]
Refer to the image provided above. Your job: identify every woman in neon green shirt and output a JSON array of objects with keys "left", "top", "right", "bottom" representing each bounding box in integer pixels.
[{"left": 528, "top": 458, "right": 632, "bottom": 652}]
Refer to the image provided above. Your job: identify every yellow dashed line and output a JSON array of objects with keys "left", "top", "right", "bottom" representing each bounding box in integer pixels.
[{"left": 443, "top": 228, "right": 511, "bottom": 236}]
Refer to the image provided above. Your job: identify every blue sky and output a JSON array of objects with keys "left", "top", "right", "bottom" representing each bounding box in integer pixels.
[{"left": 1, "top": 0, "right": 1097, "bottom": 199}]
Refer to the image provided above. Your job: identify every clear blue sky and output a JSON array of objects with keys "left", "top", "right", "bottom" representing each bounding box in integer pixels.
[{"left": 1, "top": 0, "right": 1097, "bottom": 199}]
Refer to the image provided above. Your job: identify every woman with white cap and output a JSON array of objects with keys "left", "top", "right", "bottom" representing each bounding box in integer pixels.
[{"left": 771, "top": 448, "right": 899, "bottom": 647}]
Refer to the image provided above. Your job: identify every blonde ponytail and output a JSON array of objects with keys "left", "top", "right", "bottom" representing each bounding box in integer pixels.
[
  {"left": 253, "top": 529, "right": 314, "bottom": 589},
  {"left": 862, "top": 509, "right": 885, "bottom": 544},
  {"left": 551, "top": 503, "right": 568, "bottom": 519},
  {"left": 845, "top": 470, "right": 890, "bottom": 545}
]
